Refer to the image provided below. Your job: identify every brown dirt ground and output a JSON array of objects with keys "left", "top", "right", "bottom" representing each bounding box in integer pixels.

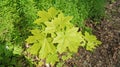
[{"left": 65, "top": 0, "right": 120, "bottom": 67}]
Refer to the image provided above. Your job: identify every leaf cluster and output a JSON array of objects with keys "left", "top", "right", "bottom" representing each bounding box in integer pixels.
[{"left": 26, "top": 7, "right": 101, "bottom": 66}]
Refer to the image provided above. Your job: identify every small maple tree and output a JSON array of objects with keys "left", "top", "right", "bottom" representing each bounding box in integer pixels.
[{"left": 25, "top": 7, "right": 101, "bottom": 66}]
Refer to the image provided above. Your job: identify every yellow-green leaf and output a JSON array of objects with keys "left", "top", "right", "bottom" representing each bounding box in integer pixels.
[{"left": 27, "top": 43, "right": 41, "bottom": 55}]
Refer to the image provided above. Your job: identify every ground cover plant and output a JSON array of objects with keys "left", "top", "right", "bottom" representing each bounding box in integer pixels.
[{"left": 0, "top": 0, "right": 37, "bottom": 66}]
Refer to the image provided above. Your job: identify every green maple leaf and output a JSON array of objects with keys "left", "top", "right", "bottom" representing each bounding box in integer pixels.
[
  {"left": 53, "top": 27, "right": 85, "bottom": 53},
  {"left": 44, "top": 21, "right": 56, "bottom": 33},
  {"left": 25, "top": 36, "right": 40, "bottom": 43},
  {"left": 27, "top": 43, "right": 41, "bottom": 55},
  {"left": 53, "top": 13, "right": 73, "bottom": 30},
  {"left": 44, "top": 12, "right": 73, "bottom": 34},
  {"left": 48, "top": 7, "right": 59, "bottom": 19},
  {"left": 34, "top": 7, "right": 59, "bottom": 24},
  {"left": 46, "top": 53, "right": 59, "bottom": 66},
  {"left": 30, "top": 29, "right": 41, "bottom": 35},
  {"left": 84, "top": 32, "right": 102, "bottom": 51},
  {"left": 39, "top": 38, "right": 56, "bottom": 59},
  {"left": 25, "top": 29, "right": 44, "bottom": 43}
]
